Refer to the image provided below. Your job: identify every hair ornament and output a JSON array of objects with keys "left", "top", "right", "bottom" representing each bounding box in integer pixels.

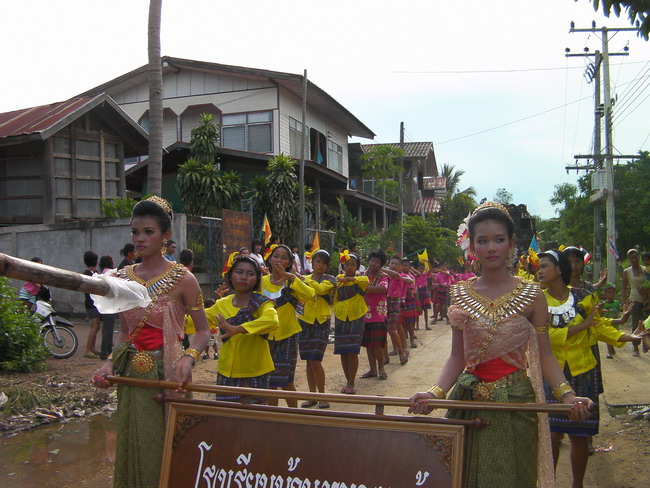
[
  {"left": 339, "top": 249, "right": 351, "bottom": 264},
  {"left": 263, "top": 244, "right": 278, "bottom": 261},
  {"left": 471, "top": 201, "right": 510, "bottom": 217},
  {"left": 145, "top": 195, "right": 173, "bottom": 215},
  {"left": 456, "top": 212, "right": 474, "bottom": 259},
  {"left": 544, "top": 250, "right": 560, "bottom": 263},
  {"left": 221, "top": 251, "right": 239, "bottom": 276}
]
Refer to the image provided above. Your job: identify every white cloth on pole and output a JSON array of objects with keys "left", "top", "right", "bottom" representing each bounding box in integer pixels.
[{"left": 90, "top": 273, "right": 150, "bottom": 313}]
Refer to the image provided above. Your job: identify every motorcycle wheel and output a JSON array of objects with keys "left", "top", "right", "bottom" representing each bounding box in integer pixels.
[{"left": 43, "top": 326, "right": 79, "bottom": 359}]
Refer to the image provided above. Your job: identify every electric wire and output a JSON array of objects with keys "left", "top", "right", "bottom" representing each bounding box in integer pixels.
[
  {"left": 613, "top": 77, "right": 650, "bottom": 124},
  {"left": 613, "top": 59, "right": 650, "bottom": 107},
  {"left": 613, "top": 88, "right": 650, "bottom": 127}
]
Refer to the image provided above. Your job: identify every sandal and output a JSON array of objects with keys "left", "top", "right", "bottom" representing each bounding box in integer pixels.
[
  {"left": 301, "top": 400, "right": 318, "bottom": 408},
  {"left": 360, "top": 371, "right": 377, "bottom": 379},
  {"left": 388, "top": 351, "right": 398, "bottom": 357},
  {"left": 318, "top": 401, "right": 330, "bottom": 409},
  {"left": 83, "top": 353, "right": 98, "bottom": 359},
  {"left": 400, "top": 355, "right": 409, "bottom": 366},
  {"left": 340, "top": 387, "right": 357, "bottom": 394},
  {"left": 378, "top": 373, "right": 388, "bottom": 380}
]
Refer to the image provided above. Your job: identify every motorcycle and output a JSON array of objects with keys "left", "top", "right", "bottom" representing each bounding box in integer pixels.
[{"left": 32, "top": 286, "right": 79, "bottom": 359}]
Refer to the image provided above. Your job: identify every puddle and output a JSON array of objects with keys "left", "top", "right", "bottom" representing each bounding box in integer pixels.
[
  {"left": 607, "top": 404, "right": 650, "bottom": 418},
  {"left": 0, "top": 415, "right": 114, "bottom": 488}
]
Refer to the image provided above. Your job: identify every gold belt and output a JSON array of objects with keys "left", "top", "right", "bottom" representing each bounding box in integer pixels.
[
  {"left": 471, "top": 369, "right": 527, "bottom": 402},
  {"left": 130, "top": 349, "right": 162, "bottom": 374}
]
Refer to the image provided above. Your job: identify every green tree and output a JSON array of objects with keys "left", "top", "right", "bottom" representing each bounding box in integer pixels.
[
  {"left": 549, "top": 181, "right": 593, "bottom": 248},
  {"left": 361, "top": 145, "right": 405, "bottom": 228},
  {"left": 190, "top": 113, "right": 219, "bottom": 164},
  {"left": 612, "top": 151, "right": 650, "bottom": 251},
  {"left": 264, "top": 154, "right": 300, "bottom": 243},
  {"left": 0, "top": 278, "right": 50, "bottom": 372},
  {"left": 439, "top": 192, "right": 477, "bottom": 232},
  {"left": 440, "top": 163, "right": 476, "bottom": 197},
  {"left": 583, "top": 1, "right": 650, "bottom": 39},
  {"left": 494, "top": 187, "right": 513, "bottom": 205},
  {"left": 146, "top": 0, "right": 163, "bottom": 196},
  {"left": 402, "top": 215, "right": 460, "bottom": 266}
]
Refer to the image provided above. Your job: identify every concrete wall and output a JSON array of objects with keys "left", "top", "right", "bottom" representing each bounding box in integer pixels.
[{"left": 0, "top": 214, "right": 187, "bottom": 315}]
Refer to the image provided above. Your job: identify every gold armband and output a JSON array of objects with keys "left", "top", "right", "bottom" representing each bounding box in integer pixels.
[
  {"left": 183, "top": 348, "right": 201, "bottom": 366},
  {"left": 552, "top": 381, "right": 575, "bottom": 401},
  {"left": 535, "top": 325, "right": 549, "bottom": 335},
  {"left": 426, "top": 385, "right": 446, "bottom": 400},
  {"left": 186, "top": 290, "right": 205, "bottom": 311}
]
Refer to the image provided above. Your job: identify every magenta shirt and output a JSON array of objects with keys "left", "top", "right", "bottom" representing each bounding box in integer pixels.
[
  {"left": 415, "top": 273, "right": 430, "bottom": 288},
  {"left": 387, "top": 273, "right": 408, "bottom": 298},
  {"left": 364, "top": 272, "right": 389, "bottom": 322},
  {"left": 435, "top": 272, "right": 455, "bottom": 287}
]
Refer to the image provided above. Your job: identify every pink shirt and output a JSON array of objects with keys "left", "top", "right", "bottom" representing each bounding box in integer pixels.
[
  {"left": 435, "top": 271, "right": 455, "bottom": 287},
  {"left": 364, "top": 272, "right": 389, "bottom": 322},
  {"left": 415, "top": 273, "right": 430, "bottom": 288},
  {"left": 387, "top": 273, "right": 408, "bottom": 299}
]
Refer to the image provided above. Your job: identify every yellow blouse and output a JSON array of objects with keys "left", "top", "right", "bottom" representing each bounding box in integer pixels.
[
  {"left": 545, "top": 288, "right": 624, "bottom": 376},
  {"left": 261, "top": 275, "right": 315, "bottom": 341},
  {"left": 301, "top": 274, "right": 336, "bottom": 324},
  {"left": 205, "top": 294, "right": 278, "bottom": 378},
  {"left": 333, "top": 275, "right": 370, "bottom": 321}
]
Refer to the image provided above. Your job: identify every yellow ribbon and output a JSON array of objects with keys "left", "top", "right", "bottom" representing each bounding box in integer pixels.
[
  {"left": 263, "top": 244, "right": 278, "bottom": 261},
  {"left": 339, "top": 249, "right": 351, "bottom": 264}
]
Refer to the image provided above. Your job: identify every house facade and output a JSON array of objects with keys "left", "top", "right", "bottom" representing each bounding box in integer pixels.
[{"left": 80, "top": 57, "right": 398, "bottom": 230}]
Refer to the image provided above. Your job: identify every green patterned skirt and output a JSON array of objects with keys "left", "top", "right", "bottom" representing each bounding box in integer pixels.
[
  {"left": 446, "top": 371, "right": 538, "bottom": 488},
  {"left": 112, "top": 343, "right": 165, "bottom": 488}
]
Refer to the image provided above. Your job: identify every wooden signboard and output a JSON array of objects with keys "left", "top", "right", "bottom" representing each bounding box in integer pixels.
[
  {"left": 221, "top": 209, "right": 252, "bottom": 260},
  {"left": 160, "top": 399, "right": 465, "bottom": 488}
]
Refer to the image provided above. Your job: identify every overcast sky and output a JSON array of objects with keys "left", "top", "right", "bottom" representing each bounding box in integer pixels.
[{"left": 3, "top": 0, "right": 649, "bottom": 218}]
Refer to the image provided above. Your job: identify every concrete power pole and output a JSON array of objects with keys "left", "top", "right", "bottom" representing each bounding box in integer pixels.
[
  {"left": 566, "top": 22, "right": 637, "bottom": 283},
  {"left": 398, "top": 122, "right": 405, "bottom": 256}
]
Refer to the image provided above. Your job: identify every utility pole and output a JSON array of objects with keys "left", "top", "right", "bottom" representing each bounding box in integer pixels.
[
  {"left": 398, "top": 122, "right": 405, "bottom": 256},
  {"left": 299, "top": 69, "right": 307, "bottom": 260},
  {"left": 566, "top": 22, "right": 637, "bottom": 283}
]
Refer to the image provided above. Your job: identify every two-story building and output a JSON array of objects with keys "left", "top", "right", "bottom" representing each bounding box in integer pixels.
[{"left": 79, "top": 57, "right": 397, "bottom": 230}]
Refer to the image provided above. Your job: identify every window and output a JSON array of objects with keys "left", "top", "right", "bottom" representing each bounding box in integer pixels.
[
  {"left": 289, "top": 117, "right": 309, "bottom": 159},
  {"left": 327, "top": 140, "right": 343, "bottom": 173},
  {"left": 222, "top": 111, "right": 272, "bottom": 153}
]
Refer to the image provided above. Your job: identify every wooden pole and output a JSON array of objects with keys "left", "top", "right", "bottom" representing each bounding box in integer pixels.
[
  {"left": 106, "top": 375, "right": 575, "bottom": 414},
  {"left": 0, "top": 252, "right": 110, "bottom": 296}
]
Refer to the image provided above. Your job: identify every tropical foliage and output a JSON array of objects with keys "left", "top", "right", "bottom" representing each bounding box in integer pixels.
[
  {"left": 361, "top": 145, "right": 405, "bottom": 227},
  {"left": 100, "top": 196, "right": 140, "bottom": 218},
  {"left": 176, "top": 113, "right": 242, "bottom": 218},
  {"left": 583, "top": 0, "right": 650, "bottom": 39},
  {"left": 0, "top": 278, "right": 49, "bottom": 372},
  {"left": 537, "top": 151, "right": 650, "bottom": 254}
]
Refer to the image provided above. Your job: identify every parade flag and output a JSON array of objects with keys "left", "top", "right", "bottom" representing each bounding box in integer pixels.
[
  {"left": 456, "top": 255, "right": 465, "bottom": 266},
  {"left": 417, "top": 249, "right": 431, "bottom": 271},
  {"left": 528, "top": 234, "right": 539, "bottom": 253},
  {"left": 262, "top": 214, "right": 272, "bottom": 245},
  {"left": 608, "top": 238, "right": 619, "bottom": 260},
  {"left": 580, "top": 246, "right": 591, "bottom": 264},
  {"left": 311, "top": 231, "right": 320, "bottom": 252}
]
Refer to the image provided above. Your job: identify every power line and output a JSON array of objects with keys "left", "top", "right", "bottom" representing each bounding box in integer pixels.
[
  {"left": 435, "top": 95, "right": 592, "bottom": 146},
  {"left": 389, "top": 59, "right": 650, "bottom": 75}
]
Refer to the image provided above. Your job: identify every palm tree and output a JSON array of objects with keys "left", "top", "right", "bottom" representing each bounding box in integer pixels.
[
  {"left": 440, "top": 163, "right": 476, "bottom": 197},
  {"left": 146, "top": 0, "right": 163, "bottom": 196}
]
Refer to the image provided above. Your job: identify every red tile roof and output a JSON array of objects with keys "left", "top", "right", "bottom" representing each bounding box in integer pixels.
[
  {"left": 423, "top": 176, "right": 447, "bottom": 190},
  {"left": 412, "top": 196, "right": 442, "bottom": 214}
]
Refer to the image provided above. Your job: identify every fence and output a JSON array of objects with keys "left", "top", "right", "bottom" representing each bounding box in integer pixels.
[{"left": 186, "top": 217, "right": 222, "bottom": 293}]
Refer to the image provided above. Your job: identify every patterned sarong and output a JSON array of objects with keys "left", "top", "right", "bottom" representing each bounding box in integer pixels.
[
  {"left": 268, "top": 334, "right": 299, "bottom": 387},
  {"left": 334, "top": 316, "right": 365, "bottom": 355},
  {"left": 298, "top": 318, "right": 330, "bottom": 361}
]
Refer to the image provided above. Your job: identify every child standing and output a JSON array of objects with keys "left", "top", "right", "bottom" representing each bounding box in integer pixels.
[
  {"left": 383, "top": 256, "right": 412, "bottom": 366},
  {"left": 414, "top": 261, "right": 432, "bottom": 330},
  {"left": 299, "top": 250, "right": 336, "bottom": 408},
  {"left": 402, "top": 258, "right": 418, "bottom": 348},
  {"left": 261, "top": 244, "right": 315, "bottom": 407},
  {"left": 334, "top": 251, "right": 369, "bottom": 394},
  {"left": 361, "top": 250, "right": 389, "bottom": 380},
  {"left": 600, "top": 283, "right": 622, "bottom": 359},
  {"left": 206, "top": 257, "right": 279, "bottom": 403}
]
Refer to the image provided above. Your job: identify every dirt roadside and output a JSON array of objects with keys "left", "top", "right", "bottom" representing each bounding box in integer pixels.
[{"left": 1, "top": 317, "right": 648, "bottom": 487}]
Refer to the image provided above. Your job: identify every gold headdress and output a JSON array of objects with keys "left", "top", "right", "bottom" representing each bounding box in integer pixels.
[
  {"left": 145, "top": 195, "right": 173, "bottom": 215},
  {"left": 471, "top": 201, "right": 510, "bottom": 217}
]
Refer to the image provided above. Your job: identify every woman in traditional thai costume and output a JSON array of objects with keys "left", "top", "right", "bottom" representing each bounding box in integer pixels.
[
  {"left": 409, "top": 202, "right": 593, "bottom": 488},
  {"left": 298, "top": 249, "right": 336, "bottom": 408},
  {"left": 536, "top": 249, "right": 644, "bottom": 488},
  {"left": 334, "top": 251, "right": 369, "bottom": 394},
  {"left": 91, "top": 196, "right": 210, "bottom": 488},
  {"left": 261, "top": 244, "right": 315, "bottom": 407},
  {"left": 206, "top": 256, "right": 278, "bottom": 404}
]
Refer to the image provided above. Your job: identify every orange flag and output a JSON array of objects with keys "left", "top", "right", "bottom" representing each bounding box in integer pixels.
[
  {"left": 311, "top": 231, "right": 320, "bottom": 252},
  {"left": 262, "top": 214, "right": 272, "bottom": 245}
]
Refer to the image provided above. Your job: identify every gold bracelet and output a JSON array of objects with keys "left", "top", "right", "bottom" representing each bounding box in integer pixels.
[
  {"left": 426, "top": 385, "right": 446, "bottom": 400},
  {"left": 184, "top": 348, "right": 201, "bottom": 366},
  {"left": 552, "top": 381, "right": 575, "bottom": 401},
  {"left": 106, "top": 353, "right": 113, "bottom": 362}
]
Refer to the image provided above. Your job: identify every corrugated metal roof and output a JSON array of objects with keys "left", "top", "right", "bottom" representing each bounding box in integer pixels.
[
  {"left": 360, "top": 142, "right": 433, "bottom": 159},
  {"left": 0, "top": 97, "right": 97, "bottom": 139},
  {"left": 423, "top": 176, "right": 447, "bottom": 190},
  {"left": 412, "top": 196, "right": 442, "bottom": 214}
]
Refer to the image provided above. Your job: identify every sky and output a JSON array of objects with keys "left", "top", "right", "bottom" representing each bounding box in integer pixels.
[{"left": 2, "top": 0, "right": 649, "bottom": 218}]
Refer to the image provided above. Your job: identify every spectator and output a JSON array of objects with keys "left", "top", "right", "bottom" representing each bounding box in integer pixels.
[
  {"left": 83, "top": 251, "right": 101, "bottom": 358},
  {"left": 163, "top": 240, "right": 177, "bottom": 261}
]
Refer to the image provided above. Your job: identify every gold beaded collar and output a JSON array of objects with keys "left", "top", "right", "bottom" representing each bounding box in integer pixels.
[
  {"left": 117, "top": 263, "right": 187, "bottom": 301},
  {"left": 450, "top": 277, "right": 539, "bottom": 325}
]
